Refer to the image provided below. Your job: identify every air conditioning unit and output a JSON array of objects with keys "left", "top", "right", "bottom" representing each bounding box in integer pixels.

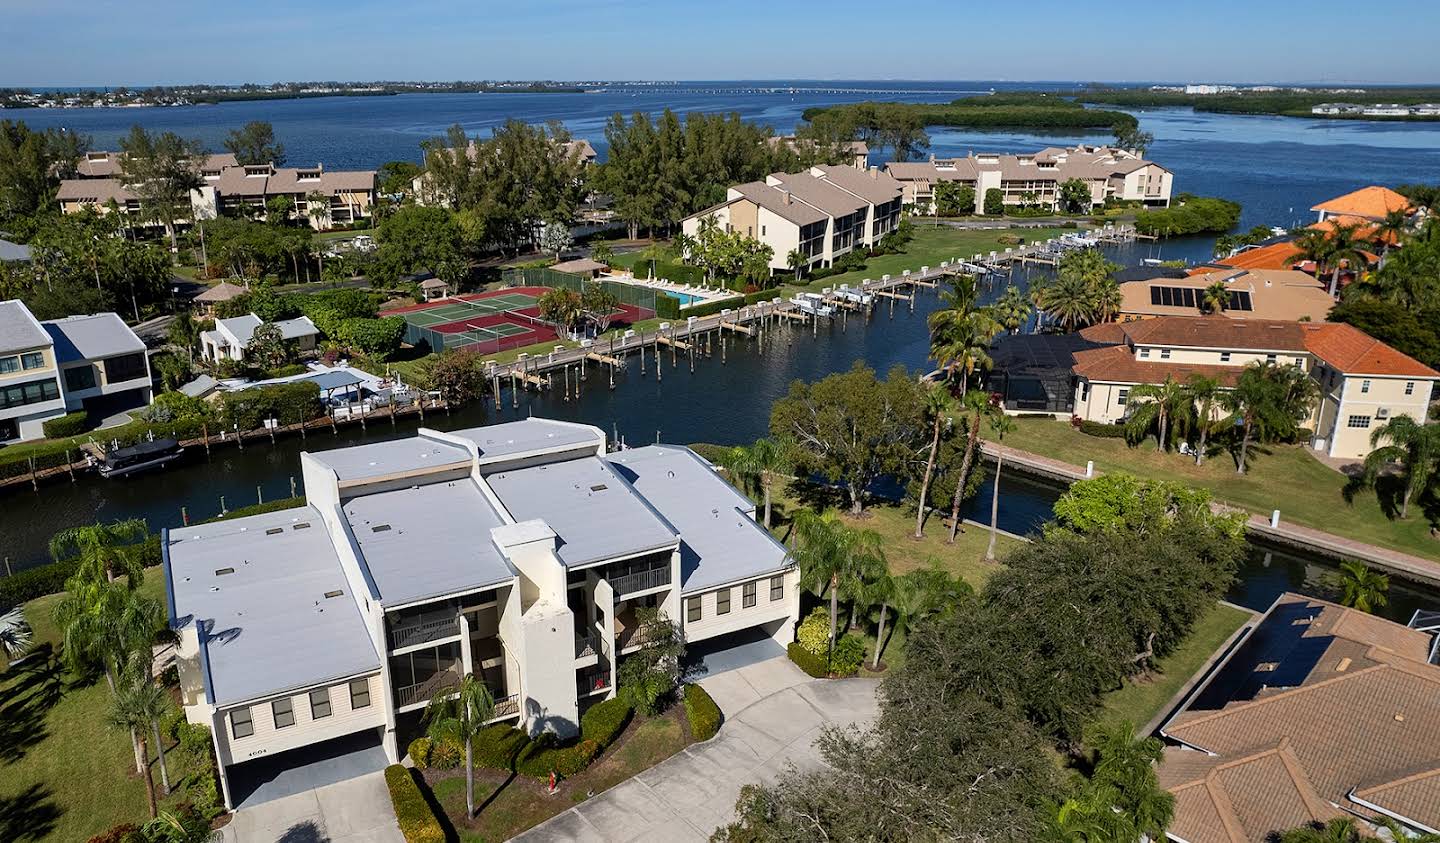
[{"left": 1376, "top": 407, "right": 1391, "bottom": 419}]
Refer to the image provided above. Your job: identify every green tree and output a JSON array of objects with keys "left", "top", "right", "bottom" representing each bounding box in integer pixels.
[
  {"left": 1222, "top": 362, "right": 1317, "bottom": 474},
  {"left": 727, "top": 438, "right": 792, "bottom": 529},
  {"left": 792, "top": 512, "right": 883, "bottom": 652},
  {"left": 1056, "top": 721, "right": 1173, "bottom": 842},
  {"left": 786, "top": 248, "right": 805, "bottom": 282},
  {"left": 1373, "top": 207, "right": 1411, "bottom": 264},
  {"left": 590, "top": 241, "right": 615, "bottom": 266},
  {"left": 933, "top": 180, "right": 976, "bottom": 216},
  {"left": 1113, "top": 125, "right": 1155, "bottom": 155},
  {"left": 985, "top": 413, "right": 1016, "bottom": 561},
  {"left": 579, "top": 283, "right": 620, "bottom": 333},
  {"left": 416, "top": 349, "right": 486, "bottom": 403},
  {"left": 0, "top": 119, "right": 88, "bottom": 232},
  {"left": 1058, "top": 178, "right": 1092, "bottom": 213},
  {"left": 49, "top": 518, "right": 150, "bottom": 586},
  {"left": 540, "top": 220, "right": 573, "bottom": 260},
  {"left": 118, "top": 126, "right": 205, "bottom": 254},
  {"left": 769, "top": 363, "right": 925, "bottom": 515},
  {"left": 1274, "top": 818, "right": 1370, "bottom": 843},
  {"left": 1124, "top": 376, "right": 1192, "bottom": 452},
  {"left": 616, "top": 609, "right": 686, "bottom": 715},
  {"left": 1200, "top": 278, "right": 1229, "bottom": 313},
  {"left": 945, "top": 390, "right": 1002, "bottom": 543},
  {"left": 265, "top": 194, "right": 294, "bottom": 227},
  {"left": 993, "top": 284, "right": 1032, "bottom": 334},
  {"left": 374, "top": 205, "right": 462, "bottom": 283},
  {"left": 1184, "top": 374, "right": 1225, "bottom": 466},
  {"left": 108, "top": 678, "right": 169, "bottom": 818},
  {"left": 245, "top": 322, "right": 291, "bottom": 370},
  {"left": 913, "top": 384, "right": 956, "bottom": 538},
  {"left": 1327, "top": 559, "right": 1390, "bottom": 614},
  {"left": 1361, "top": 414, "right": 1440, "bottom": 519},
  {"left": 223, "top": 120, "right": 285, "bottom": 166},
  {"left": 537, "top": 286, "right": 584, "bottom": 337},
  {"left": 928, "top": 276, "right": 1002, "bottom": 395},
  {"left": 422, "top": 674, "right": 495, "bottom": 819},
  {"left": 1290, "top": 222, "right": 1371, "bottom": 297},
  {"left": 52, "top": 578, "right": 165, "bottom": 689},
  {"left": 983, "top": 187, "right": 1004, "bottom": 215},
  {"left": 377, "top": 160, "right": 422, "bottom": 196}
]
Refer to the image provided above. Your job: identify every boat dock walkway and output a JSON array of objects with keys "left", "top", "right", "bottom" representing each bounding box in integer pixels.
[{"left": 980, "top": 440, "right": 1440, "bottom": 587}]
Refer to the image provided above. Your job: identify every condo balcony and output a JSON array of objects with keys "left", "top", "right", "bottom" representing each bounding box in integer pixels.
[
  {"left": 607, "top": 565, "right": 671, "bottom": 596},
  {"left": 387, "top": 613, "right": 460, "bottom": 651}
]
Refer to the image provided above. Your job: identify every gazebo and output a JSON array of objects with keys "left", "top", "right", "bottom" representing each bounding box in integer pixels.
[
  {"left": 193, "top": 281, "right": 248, "bottom": 315},
  {"left": 419, "top": 277, "right": 450, "bottom": 301},
  {"left": 550, "top": 258, "right": 609, "bottom": 279}
]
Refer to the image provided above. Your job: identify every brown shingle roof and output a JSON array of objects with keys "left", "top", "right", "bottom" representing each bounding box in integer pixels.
[
  {"left": 56, "top": 178, "right": 135, "bottom": 204},
  {"left": 1161, "top": 743, "right": 1342, "bottom": 843},
  {"left": 1120, "top": 315, "right": 1310, "bottom": 352},
  {"left": 811, "top": 165, "right": 903, "bottom": 206},
  {"left": 1071, "top": 343, "right": 1244, "bottom": 386},
  {"left": 767, "top": 171, "right": 868, "bottom": 217},
  {"left": 193, "top": 281, "right": 247, "bottom": 303},
  {"left": 729, "top": 182, "right": 828, "bottom": 226},
  {"left": 1353, "top": 765, "right": 1440, "bottom": 826},
  {"left": 1301, "top": 322, "right": 1440, "bottom": 378}
]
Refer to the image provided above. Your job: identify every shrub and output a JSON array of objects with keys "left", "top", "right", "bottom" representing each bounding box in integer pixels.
[
  {"left": 86, "top": 824, "right": 141, "bottom": 843},
  {"left": 984, "top": 187, "right": 1004, "bottom": 215},
  {"left": 1078, "top": 419, "right": 1128, "bottom": 439},
  {"left": 219, "top": 380, "right": 324, "bottom": 429},
  {"left": 787, "top": 642, "right": 829, "bottom": 678},
  {"left": 683, "top": 683, "right": 722, "bottom": 741},
  {"left": 0, "top": 557, "right": 81, "bottom": 607},
  {"left": 514, "top": 732, "right": 602, "bottom": 780},
  {"left": 997, "top": 234, "right": 1025, "bottom": 246},
  {"left": 1135, "top": 196, "right": 1242, "bottom": 237},
  {"left": 796, "top": 606, "right": 831, "bottom": 657},
  {"left": 42, "top": 411, "right": 90, "bottom": 439},
  {"left": 427, "top": 737, "right": 461, "bottom": 770},
  {"left": 830, "top": 634, "right": 866, "bottom": 677},
  {"left": 655, "top": 295, "right": 681, "bottom": 320},
  {"left": 406, "top": 736, "right": 432, "bottom": 768},
  {"left": 384, "top": 764, "right": 446, "bottom": 843},
  {"left": 581, "top": 697, "right": 633, "bottom": 749},
  {"left": 471, "top": 723, "right": 531, "bottom": 770}
]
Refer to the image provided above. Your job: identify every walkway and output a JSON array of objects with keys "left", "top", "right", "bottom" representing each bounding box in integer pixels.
[
  {"left": 980, "top": 440, "right": 1440, "bottom": 586},
  {"left": 513, "top": 658, "right": 880, "bottom": 842},
  {"left": 219, "top": 770, "right": 402, "bottom": 843}
]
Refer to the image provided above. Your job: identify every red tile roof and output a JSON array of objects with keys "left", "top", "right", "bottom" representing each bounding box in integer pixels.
[
  {"left": 1121, "top": 316, "right": 1309, "bottom": 352},
  {"left": 1071, "top": 344, "right": 1244, "bottom": 386},
  {"left": 1301, "top": 322, "right": 1440, "bottom": 378},
  {"left": 1311, "top": 186, "right": 1415, "bottom": 221},
  {"left": 1190, "top": 241, "right": 1304, "bottom": 274}
]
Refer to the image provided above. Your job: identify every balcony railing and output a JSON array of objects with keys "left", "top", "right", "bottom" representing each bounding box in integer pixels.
[
  {"left": 491, "top": 693, "right": 520, "bottom": 720},
  {"left": 577, "top": 670, "right": 611, "bottom": 697},
  {"left": 608, "top": 567, "right": 671, "bottom": 596},
  {"left": 575, "top": 631, "right": 600, "bottom": 659},
  {"left": 388, "top": 615, "right": 460, "bottom": 651},
  {"left": 395, "top": 666, "right": 461, "bottom": 709},
  {"left": 617, "top": 623, "right": 660, "bottom": 651}
]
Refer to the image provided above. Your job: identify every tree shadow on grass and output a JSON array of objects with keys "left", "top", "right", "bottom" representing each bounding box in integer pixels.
[
  {"left": 0, "top": 783, "right": 61, "bottom": 842},
  {"left": 0, "top": 643, "right": 64, "bottom": 765},
  {"left": 786, "top": 477, "right": 844, "bottom": 519},
  {"left": 1341, "top": 471, "right": 1409, "bottom": 519}
]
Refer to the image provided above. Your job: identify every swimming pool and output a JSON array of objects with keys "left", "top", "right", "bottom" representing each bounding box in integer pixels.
[{"left": 662, "top": 290, "right": 703, "bottom": 307}]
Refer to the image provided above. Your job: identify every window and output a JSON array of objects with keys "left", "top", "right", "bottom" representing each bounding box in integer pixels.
[
  {"left": 1080, "top": 382, "right": 1091, "bottom": 401},
  {"left": 230, "top": 707, "right": 254, "bottom": 739},
  {"left": 349, "top": 678, "right": 371, "bottom": 709},
  {"left": 0, "top": 377, "right": 59, "bottom": 410},
  {"left": 687, "top": 596, "right": 701, "bottom": 623},
  {"left": 1347, "top": 415, "right": 1371, "bottom": 429},
  {"left": 1220, "top": 352, "right": 1231, "bottom": 362},
  {"left": 716, "top": 588, "right": 731, "bottom": 615},
  {"left": 272, "top": 697, "right": 295, "bottom": 728},
  {"left": 20, "top": 352, "right": 45, "bottom": 370},
  {"left": 743, "top": 581, "right": 757, "bottom": 608},
  {"left": 1138, "top": 348, "right": 1150, "bottom": 359},
  {"left": 0, "top": 355, "right": 17, "bottom": 374},
  {"left": 103, "top": 353, "right": 147, "bottom": 383},
  {"left": 309, "top": 687, "right": 332, "bottom": 719},
  {"left": 1159, "top": 348, "right": 1171, "bottom": 360},
  {"left": 1266, "top": 354, "right": 1277, "bottom": 364},
  {"left": 1405, "top": 381, "right": 1415, "bottom": 396},
  {"left": 770, "top": 576, "right": 783, "bottom": 601},
  {"left": 1117, "top": 388, "right": 1129, "bottom": 406},
  {"left": 1361, "top": 379, "right": 1371, "bottom": 394},
  {"left": 761, "top": 225, "right": 766, "bottom": 236},
  {"left": 64, "top": 365, "right": 96, "bottom": 392}
]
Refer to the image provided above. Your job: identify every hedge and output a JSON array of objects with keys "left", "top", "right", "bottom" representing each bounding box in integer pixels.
[
  {"left": 471, "top": 723, "right": 531, "bottom": 771},
  {"left": 514, "top": 733, "right": 601, "bottom": 780},
  {"left": 580, "top": 697, "right": 633, "bottom": 749},
  {"left": 1, "top": 533, "right": 161, "bottom": 609},
  {"left": 787, "top": 642, "right": 829, "bottom": 678},
  {"left": 0, "top": 414, "right": 211, "bottom": 481},
  {"left": 683, "top": 683, "right": 722, "bottom": 741},
  {"left": 831, "top": 634, "right": 865, "bottom": 678},
  {"left": 218, "top": 380, "right": 324, "bottom": 430},
  {"left": 1077, "top": 419, "right": 1128, "bottom": 439},
  {"left": 42, "top": 411, "right": 90, "bottom": 439},
  {"left": 406, "top": 737, "right": 432, "bottom": 767},
  {"left": 384, "top": 765, "right": 445, "bottom": 843},
  {"left": 200, "top": 496, "right": 306, "bottom": 524}
]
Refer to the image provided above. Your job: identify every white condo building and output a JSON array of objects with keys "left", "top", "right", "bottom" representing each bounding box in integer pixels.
[{"left": 165, "top": 419, "right": 800, "bottom": 808}]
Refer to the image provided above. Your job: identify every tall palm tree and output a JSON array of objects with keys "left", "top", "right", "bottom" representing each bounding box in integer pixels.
[
  {"left": 1200, "top": 279, "right": 1229, "bottom": 313},
  {"left": 1222, "top": 362, "right": 1316, "bottom": 475},
  {"left": 1087, "top": 720, "right": 1173, "bottom": 841},
  {"left": 793, "top": 511, "right": 882, "bottom": 647},
  {"left": 1374, "top": 207, "right": 1411, "bottom": 265},
  {"left": 1327, "top": 559, "right": 1390, "bottom": 614},
  {"left": 0, "top": 606, "right": 32, "bottom": 661},
  {"left": 1034, "top": 274, "right": 1094, "bottom": 331},
  {"left": 1185, "top": 375, "right": 1225, "bottom": 466},
  {"left": 786, "top": 248, "right": 805, "bottom": 282},
  {"left": 1088, "top": 278, "right": 1123, "bottom": 324},
  {"left": 914, "top": 384, "right": 956, "bottom": 538},
  {"left": 52, "top": 577, "right": 164, "bottom": 692},
  {"left": 1291, "top": 222, "right": 1370, "bottom": 297},
  {"left": 1362, "top": 415, "right": 1440, "bottom": 519},
  {"left": 993, "top": 284, "right": 1032, "bottom": 334},
  {"left": 108, "top": 679, "right": 169, "bottom": 818},
  {"left": 985, "top": 413, "right": 1016, "bottom": 562},
  {"left": 1124, "top": 376, "right": 1192, "bottom": 452},
  {"left": 423, "top": 674, "right": 496, "bottom": 818},
  {"left": 48, "top": 519, "right": 150, "bottom": 587},
  {"left": 947, "top": 390, "right": 1001, "bottom": 543},
  {"left": 928, "top": 276, "right": 1001, "bottom": 395},
  {"left": 727, "top": 438, "right": 792, "bottom": 529},
  {"left": 855, "top": 559, "right": 895, "bottom": 670}
]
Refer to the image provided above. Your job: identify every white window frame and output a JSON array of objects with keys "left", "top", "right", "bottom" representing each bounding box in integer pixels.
[
  {"left": 309, "top": 687, "right": 332, "bottom": 719},
  {"left": 272, "top": 697, "right": 295, "bottom": 729},
  {"left": 349, "top": 678, "right": 371, "bottom": 709},
  {"left": 230, "top": 707, "right": 254, "bottom": 739},
  {"left": 1361, "top": 379, "right": 1371, "bottom": 394},
  {"left": 715, "top": 587, "right": 731, "bottom": 615}
]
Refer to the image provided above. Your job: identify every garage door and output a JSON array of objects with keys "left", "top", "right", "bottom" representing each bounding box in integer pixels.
[{"left": 228, "top": 727, "right": 388, "bottom": 809}]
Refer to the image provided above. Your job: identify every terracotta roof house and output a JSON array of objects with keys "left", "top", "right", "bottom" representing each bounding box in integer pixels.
[
  {"left": 1157, "top": 593, "right": 1440, "bottom": 842},
  {"left": 1119, "top": 269, "right": 1334, "bottom": 323},
  {"left": 1312, "top": 186, "right": 1416, "bottom": 223},
  {"left": 988, "top": 315, "right": 1437, "bottom": 460}
]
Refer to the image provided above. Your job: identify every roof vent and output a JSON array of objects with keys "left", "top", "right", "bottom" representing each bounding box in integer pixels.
[
  {"left": 293, "top": 522, "right": 310, "bottom": 530},
  {"left": 324, "top": 589, "right": 343, "bottom": 599},
  {"left": 1336, "top": 657, "right": 1352, "bottom": 672},
  {"left": 590, "top": 484, "right": 608, "bottom": 492},
  {"left": 372, "top": 524, "right": 392, "bottom": 533},
  {"left": 1396, "top": 713, "right": 1406, "bottom": 722},
  {"left": 215, "top": 567, "right": 235, "bottom": 576},
  {"left": 265, "top": 527, "right": 284, "bottom": 536}
]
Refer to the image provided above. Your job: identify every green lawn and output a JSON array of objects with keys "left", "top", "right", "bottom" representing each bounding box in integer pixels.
[
  {"left": 1097, "top": 602, "right": 1252, "bottom": 732},
  {"left": 1002, "top": 418, "right": 1440, "bottom": 559},
  {"left": 1, "top": 569, "right": 173, "bottom": 843},
  {"left": 433, "top": 708, "right": 692, "bottom": 843}
]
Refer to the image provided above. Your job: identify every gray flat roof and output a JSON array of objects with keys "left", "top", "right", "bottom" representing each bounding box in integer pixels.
[
  {"left": 306, "top": 433, "right": 472, "bottom": 483},
  {"left": 0, "top": 299, "right": 52, "bottom": 353},
  {"left": 343, "top": 479, "right": 514, "bottom": 607},
  {"left": 448, "top": 419, "right": 603, "bottom": 464},
  {"left": 485, "top": 455, "right": 678, "bottom": 568},
  {"left": 165, "top": 506, "right": 380, "bottom": 706},
  {"left": 42, "top": 312, "right": 145, "bottom": 363},
  {"left": 0, "top": 238, "right": 31, "bottom": 262},
  {"left": 606, "top": 446, "right": 791, "bottom": 594}
]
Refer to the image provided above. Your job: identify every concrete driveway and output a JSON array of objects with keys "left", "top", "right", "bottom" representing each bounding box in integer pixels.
[
  {"left": 219, "top": 770, "right": 403, "bottom": 843},
  {"left": 513, "top": 656, "right": 880, "bottom": 842}
]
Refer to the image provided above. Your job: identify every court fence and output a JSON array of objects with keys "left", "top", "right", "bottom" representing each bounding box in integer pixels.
[
  {"left": 403, "top": 319, "right": 558, "bottom": 357},
  {"left": 502, "top": 267, "right": 658, "bottom": 314}
]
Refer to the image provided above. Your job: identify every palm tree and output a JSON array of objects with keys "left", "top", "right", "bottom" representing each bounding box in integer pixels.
[
  {"left": 1327, "top": 559, "right": 1390, "bottom": 614},
  {"left": 423, "top": 674, "right": 495, "bottom": 818},
  {"left": 52, "top": 577, "right": 164, "bottom": 692},
  {"left": 1275, "top": 818, "right": 1369, "bottom": 843},
  {"left": 928, "top": 276, "right": 1002, "bottom": 395},
  {"left": 985, "top": 413, "right": 1016, "bottom": 562},
  {"left": 1124, "top": 376, "right": 1192, "bottom": 452},
  {"left": 1374, "top": 207, "right": 1411, "bottom": 265},
  {"left": 1222, "top": 362, "right": 1316, "bottom": 475},
  {"left": 1362, "top": 415, "right": 1440, "bottom": 519},
  {"left": 892, "top": 567, "right": 969, "bottom": 632},
  {"left": 947, "top": 390, "right": 1001, "bottom": 544},
  {"left": 793, "top": 511, "right": 882, "bottom": 648},
  {"left": 786, "top": 248, "right": 805, "bottom": 282},
  {"left": 862, "top": 568, "right": 896, "bottom": 671},
  {"left": 0, "top": 606, "right": 32, "bottom": 661},
  {"left": 306, "top": 190, "right": 330, "bottom": 231},
  {"left": 1087, "top": 720, "right": 1173, "bottom": 841},
  {"left": 1291, "top": 222, "right": 1370, "bottom": 297},
  {"left": 1185, "top": 375, "right": 1225, "bottom": 466},
  {"left": 914, "top": 384, "right": 956, "bottom": 538},
  {"left": 1034, "top": 274, "right": 1093, "bottom": 331},
  {"left": 727, "top": 438, "right": 791, "bottom": 529},
  {"left": 993, "top": 285, "right": 1031, "bottom": 334},
  {"left": 1200, "top": 279, "right": 1229, "bottom": 313},
  {"left": 108, "top": 679, "right": 169, "bottom": 818},
  {"left": 48, "top": 519, "right": 150, "bottom": 587}
]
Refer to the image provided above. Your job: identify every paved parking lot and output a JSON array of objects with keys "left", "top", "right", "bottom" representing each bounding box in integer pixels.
[{"left": 513, "top": 656, "right": 880, "bottom": 842}]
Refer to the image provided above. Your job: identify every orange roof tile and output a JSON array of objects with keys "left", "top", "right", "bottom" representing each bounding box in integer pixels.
[
  {"left": 1071, "top": 344, "right": 1245, "bottom": 387},
  {"left": 1301, "top": 322, "right": 1440, "bottom": 378},
  {"left": 1191, "top": 241, "right": 1304, "bottom": 274},
  {"left": 1311, "top": 186, "right": 1415, "bottom": 221}
]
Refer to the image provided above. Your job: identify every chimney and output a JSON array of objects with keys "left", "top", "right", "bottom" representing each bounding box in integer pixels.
[
  {"left": 781, "top": 189, "right": 791, "bottom": 205},
  {"left": 869, "top": 167, "right": 878, "bottom": 179}
]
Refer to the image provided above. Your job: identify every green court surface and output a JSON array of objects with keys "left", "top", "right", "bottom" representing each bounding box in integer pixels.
[{"left": 400, "top": 294, "right": 540, "bottom": 327}]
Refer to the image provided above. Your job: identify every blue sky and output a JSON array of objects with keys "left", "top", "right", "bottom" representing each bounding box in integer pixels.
[{"left": 3, "top": 0, "right": 1438, "bottom": 87}]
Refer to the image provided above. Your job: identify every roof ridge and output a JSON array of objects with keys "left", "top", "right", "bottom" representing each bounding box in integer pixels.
[
  {"left": 1354, "top": 762, "right": 1440, "bottom": 796},
  {"left": 1168, "top": 663, "right": 1392, "bottom": 734},
  {"left": 1274, "top": 739, "right": 1339, "bottom": 822},
  {"left": 1202, "top": 775, "right": 1252, "bottom": 843}
]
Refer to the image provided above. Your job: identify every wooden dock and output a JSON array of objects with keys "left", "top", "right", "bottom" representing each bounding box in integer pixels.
[
  {"left": 719, "top": 321, "right": 753, "bottom": 336},
  {"left": 655, "top": 334, "right": 692, "bottom": 350},
  {"left": 585, "top": 351, "right": 623, "bottom": 368}
]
